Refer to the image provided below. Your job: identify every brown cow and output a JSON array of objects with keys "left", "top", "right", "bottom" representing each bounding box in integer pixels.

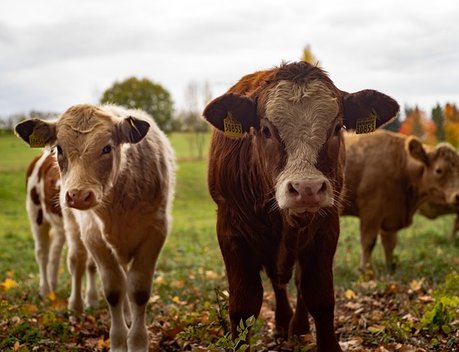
[
  {"left": 419, "top": 201, "right": 459, "bottom": 240},
  {"left": 342, "top": 130, "right": 459, "bottom": 272},
  {"left": 25, "top": 150, "right": 98, "bottom": 313},
  {"left": 16, "top": 104, "right": 176, "bottom": 352},
  {"left": 203, "top": 61, "right": 399, "bottom": 351}
]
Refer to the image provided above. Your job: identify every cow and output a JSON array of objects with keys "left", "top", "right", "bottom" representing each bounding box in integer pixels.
[
  {"left": 15, "top": 104, "right": 176, "bottom": 352},
  {"left": 203, "top": 61, "right": 399, "bottom": 351},
  {"left": 25, "top": 150, "right": 98, "bottom": 313},
  {"left": 419, "top": 201, "right": 459, "bottom": 240},
  {"left": 342, "top": 130, "right": 459, "bottom": 273}
]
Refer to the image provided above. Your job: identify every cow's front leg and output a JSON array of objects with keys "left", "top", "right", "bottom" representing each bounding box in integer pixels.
[
  {"left": 270, "top": 280, "right": 293, "bottom": 338},
  {"left": 380, "top": 230, "right": 398, "bottom": 273},
  {"left": 47, "top": 225, "right": 65, "bottom": 293},
  {"left": 63, "top": 210, "right": 87, "bottom": 314},
  {"left": 359, "top": 219, "right": 380, "bottom": 275},
  {"left": 296, "top": 218, "right": 342, "bottom": 352},
  {"left": 30, "top": 219, "right": 52, "bottom": 296},
  {"left": 288, "top": 266, "right": 310, "bottom": 337},
  {"left": 83, "top": 231, "right": 128, "bottom": 352},
  {"left": 218, "top": 235, "right": 263, "bottom": 344},
  {"left": 126, "top": 230, "right": 166, "bottom": 352}
]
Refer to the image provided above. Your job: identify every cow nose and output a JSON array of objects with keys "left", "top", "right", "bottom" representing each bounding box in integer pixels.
[
  {"left": 288, "top": 180, "right": 327, "bottom": 204},
  {"left": 66, "top": 189, "right": 96, "bottom": 210}
]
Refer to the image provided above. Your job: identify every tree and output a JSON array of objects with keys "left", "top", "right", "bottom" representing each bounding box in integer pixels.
[
  {"left": 431, "top": 104, "right": 445, "bottom": 142},
  {"left": 301, "top": 44, "right": 319, "bottom": 65},
  {"left": 100, "top": 77, "right": 174, "bottom": 132},
  {"left": 382, "top": 113, "right": 401, "bottom": 132},
  {"left": 178, "top": 81, "right": 211, "bottom": 160},
  {"left": 444, "top": 103, "right": 459, "bottom": 148},
  {"left": 399, "top": 106, "right": 436, "bottom": 145}
]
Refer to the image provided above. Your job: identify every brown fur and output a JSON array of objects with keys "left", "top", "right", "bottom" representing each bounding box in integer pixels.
[
  {"left": 342, "top": 130, "right": 459, "bottom": 271},
  {"left": 15, "top": 104, "right": 176, "bottom": 351},
  {"left": 204, "top": 61, "right": 399, "bottom": 351}
]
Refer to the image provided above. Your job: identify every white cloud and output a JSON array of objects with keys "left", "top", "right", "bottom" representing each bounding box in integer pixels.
[{"left": 0, "top": 0, "right": 458, "bottom": 117}]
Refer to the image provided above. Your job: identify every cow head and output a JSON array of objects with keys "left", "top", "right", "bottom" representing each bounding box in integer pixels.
[
  {"left": 204, "top": 62, "right": 399, "bottom": 214},
  {"left": 15, "top": 104, "right": 150, "bottom": 210},
  {"left": 406, "top": 138, "right": 459, "bottom": 206}
]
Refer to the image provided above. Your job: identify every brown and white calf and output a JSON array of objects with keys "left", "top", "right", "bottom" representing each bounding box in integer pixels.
[
  {"left": 204, "top": 61, "right": 398, "bottom": 351},
  {"left": 25, "top": 150, "right": 98, "bottom": 313},
  {"left": 342, "top": 130, "right": 459, "bottom": 272},
  {"left": 16, "top": 104, "right": 175, "bottom": 352}
]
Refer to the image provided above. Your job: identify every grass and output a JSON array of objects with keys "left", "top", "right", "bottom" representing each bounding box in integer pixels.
[{"left": 0, "top": 129, "right": 458, "bottom": 351}]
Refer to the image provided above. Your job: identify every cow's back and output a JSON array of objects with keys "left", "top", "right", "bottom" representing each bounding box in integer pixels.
[{"left": 343, "top": 131, "right": 415, "bottom": 229}]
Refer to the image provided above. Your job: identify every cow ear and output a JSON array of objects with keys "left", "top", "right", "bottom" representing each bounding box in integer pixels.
[
  {"left": 15, "top": 119, "right": 57, "bottom": 147},
  {"left": 343, "top": 89, "right": 399, "bottom": 133},
  {"left": 203, "top": 93, "right": 258, "bottom": 137},
  {"left": 117, "top": 116, "right": 150, "bottom": 144},
  {"left": 406, "top": 136, "right": 429, "bottom": 165}
]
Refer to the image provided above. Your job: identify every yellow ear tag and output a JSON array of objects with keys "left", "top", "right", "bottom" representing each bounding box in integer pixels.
[
  {"left": 355, "top": 112, "right": 377, "bottom": 134},
  {"left": 29, "top": 130, "right": 46, "bottom": 148},
  {"left": 223, "top": 115, "right": 243, "bottom": 138}
]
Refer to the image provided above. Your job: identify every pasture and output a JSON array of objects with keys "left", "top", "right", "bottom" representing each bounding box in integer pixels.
[{"left": 0, "top": 130, "right": 458, "bottom": 351}]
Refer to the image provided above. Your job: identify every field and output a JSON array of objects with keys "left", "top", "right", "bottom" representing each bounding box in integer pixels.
[{"left": 0, "top": 130, "right": 458, "bottom": 351}]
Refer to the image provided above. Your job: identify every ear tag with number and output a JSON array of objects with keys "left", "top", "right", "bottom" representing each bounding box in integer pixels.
[
  {"left": 223, "top": 115, "right": 243, "bottom": 138},
  {"left": 29, "top": 130, "right": 46, "bottom": 148},
  {"left": 355, "top": 112, "right": 377, "bottom": 134}
]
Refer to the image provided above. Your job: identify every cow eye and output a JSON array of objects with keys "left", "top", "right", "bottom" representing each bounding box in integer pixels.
[
  {"left": 56, "top": 145, "right": 62, "bottom": 155},
  {"left": 102, "top": 145, "right": 112, "bottom": 154},
  {"left": 435, "top": 168, "right": 443, "bottom": 175},
  {"left": 334, "top": 124, "right": 343, "bottom": 135},
  {"left": 261, "top": 126, "right": 271, "bottom": 138}
]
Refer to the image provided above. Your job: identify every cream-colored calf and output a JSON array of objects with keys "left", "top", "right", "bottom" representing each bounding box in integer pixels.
[
  {"left": 16, "top": 104, "right": 176, "bottom": 352},
  {"left": 25, "top": 150, "right": 97, "bottom": 312}
]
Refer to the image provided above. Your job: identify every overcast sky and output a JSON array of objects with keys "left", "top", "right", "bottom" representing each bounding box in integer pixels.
[{"left": 1, "top": 0, "right": 458, "bottom": 119}]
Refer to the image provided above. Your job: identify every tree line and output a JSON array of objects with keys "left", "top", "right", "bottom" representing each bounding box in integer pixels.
[
  {"left": 0, "top": 77, "right": 209, "bottom": 137},
  {"left": 384, "top": 103, "right": 459, "bottom": 147},
  {"left": 1, "top": 72, "right": 457, "bottom": 151}
]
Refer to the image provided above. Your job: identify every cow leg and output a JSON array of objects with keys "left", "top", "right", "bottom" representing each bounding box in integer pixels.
[
  {"left": 359, "top": 220, "right": 379, "bottom": 273},
  {"left": 126, "top": 232, "right": 165, "bottom": 352},
  {"left": 219, "top": 238, "right": 263, "bottom": 343},
  {"left": 270, "top": 281, "right": 293, "bottom": 338},
  {"left": 85, "top": 256, "right": 98, "bottom": 308},
  {"left": 296, "top": 214, "right": 342, "bottom": 352},
  {"left": 47, "top": 225, "right": 66, "bottom": 293},
  {"left": 380, "top": 230, "right": 398, "bottom": 273},
  {"left": 288, "top": 267, "right": 310, "bottom": 337},
  {"left": 84, "top": 232, "right": 128, "bottom": 352},
  {"left": 451, "top": 215, "right": 459, "bottom": 240},
  {"left": 64, "top": 211, "right": 87, "bottom": 314},
  {"left": 31, "top": 219, "right": 52, "bottom": 296}
]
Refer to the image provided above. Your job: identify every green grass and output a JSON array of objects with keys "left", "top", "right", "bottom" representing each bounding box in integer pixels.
[{"left": 0, "top": 129, "right": 458, "bottom": 350}]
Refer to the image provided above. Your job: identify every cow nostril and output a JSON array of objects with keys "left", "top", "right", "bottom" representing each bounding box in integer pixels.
[
  {"left": 288, "top": 182, "right": 299, "bottom": 195},
  {"left": 83, "top": 191, "right": 94, "bottom": 204},
  {"left": 66, "top": 191, "right": 74, "bottom": 203},
  {"left": 319, "top": 182, "right": 327, "bottom": 193},
  {"left": 455, "top": 194, "right": 459, "bottom": 203}
]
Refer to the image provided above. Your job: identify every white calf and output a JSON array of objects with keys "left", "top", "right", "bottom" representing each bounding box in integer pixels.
[{"left": 16, "top": 104, "right": 176, "bottom": 352}]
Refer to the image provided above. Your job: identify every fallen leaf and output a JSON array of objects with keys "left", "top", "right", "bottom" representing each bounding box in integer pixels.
[
  {"left": 205, "top": 270, "right": 219, "bottom": 280},
  {"left": 97, "top": 338, "right": 110, "bottom": 349},
  {"left": 345, "top": 289, "right": 357, "bottom": 300},
  {"left": 368, "top": 325, "right": 386, "bottom": 333},
  {"left": 1, "top": 278, "right": 18, "bottom": 291}
]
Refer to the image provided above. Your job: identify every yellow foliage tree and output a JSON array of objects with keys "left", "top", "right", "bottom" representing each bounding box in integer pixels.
[{"left": 444, "top": 103, "right": 459, "bottom": 148}]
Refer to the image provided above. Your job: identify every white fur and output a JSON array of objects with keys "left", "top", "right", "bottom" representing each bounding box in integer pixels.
[{"left": 265, "top": 80, "right": 339, "bottom": 211}]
